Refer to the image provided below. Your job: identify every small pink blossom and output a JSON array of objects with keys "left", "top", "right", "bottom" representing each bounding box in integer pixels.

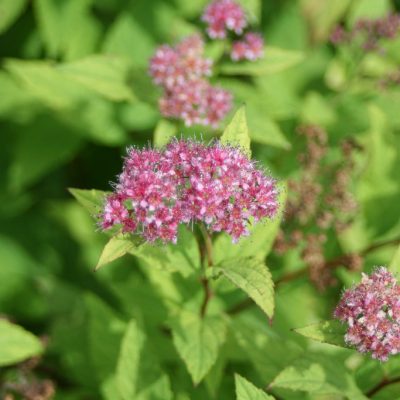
[
  {"left": 334, "top": 267, "right": 400, "bottom": 361},
  {"left": 101, "top": 140, "right": 279, "bottom": 244},
  {"left": 231, "top": 32, "right": 264, "bottom": 61},
  {"left": 202, "top": 0, "right": 247, "bottom": 39}
]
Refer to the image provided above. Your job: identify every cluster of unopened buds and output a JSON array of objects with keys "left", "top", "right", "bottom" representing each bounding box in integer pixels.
[
  {"left": 101, "top": 140, "right": 278, "bottom": 244},
  {"left": 331, "top": 13, "right": 400, "bottom": 51},
  {"left": 149, "top": 0, "right": 265, "bottom": 127},
  {"left": 334, "top": 267, "right": 400, "bottom": 361}
]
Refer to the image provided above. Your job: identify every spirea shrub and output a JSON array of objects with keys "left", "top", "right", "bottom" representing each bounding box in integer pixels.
[
  {"left": 101, "top": 139, "right": 278, "bottom": 243},
  {"left": 334, "top": 267, "right": 400, "bottom": 361}
]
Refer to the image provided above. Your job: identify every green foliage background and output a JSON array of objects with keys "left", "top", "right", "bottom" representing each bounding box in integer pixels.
[{"left": 1, "top": 0, "right": 400, "bottom": 399}]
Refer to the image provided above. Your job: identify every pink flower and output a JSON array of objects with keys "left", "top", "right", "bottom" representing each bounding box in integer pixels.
[
  {"left": 160, "top": 81, "right": 232, "bottom": 128},
  {"left": 231, "top": 32, "right": 264, "bottom": 61},
  {"left": 149, "top": 35, "right": 212, "bottom": 90},
  {"left": 334, "top": 267, "right": 400, "bottom": 361},
  {"left": 202, "top": 0, "right": 247, "bottom": 39},
  {"left": 101, "top": 140, "right": 279, "bottom": 244},
  {"left": 149, "top": 35, "right": 232, "bottom": 127}
]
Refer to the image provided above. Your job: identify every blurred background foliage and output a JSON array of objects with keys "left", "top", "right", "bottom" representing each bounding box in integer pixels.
[{"left": 1, "top": 0, "right": 400, "bottom": 399}]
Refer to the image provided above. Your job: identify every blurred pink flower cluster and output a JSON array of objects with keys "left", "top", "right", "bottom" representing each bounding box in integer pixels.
[
  {"left": 202, "top": 0, "right": 264, "bottom": 61},
  {"left": 334, "top": 267, "right": 400, "bottom": 361},
  {"left": 331, "top": 13, "right": 400, "bottom": 51},
  {"left": 149, "top": 1, "right": 265, "bottom": 127},
  {"left": 101, "top": 140, "right": 278, "bottom": 244},
  {"left": 231, "top": 32, "right": 264, "bottom": 61},
  {"left": 149, "top": 35, "right": 232, "bottom": 127}
]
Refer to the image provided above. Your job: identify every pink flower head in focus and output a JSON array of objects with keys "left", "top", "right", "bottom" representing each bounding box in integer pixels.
[
  {"left": 231, "top": 32, "right": 264, "bottom": 61},
  {"left": 202, "top": 0, "right": 247, "bottom": 39},
  {"left": 101, "top": 140, "right": 279, "bottom": 244},
  {"left": 334, "top": 267, "right": 400, "bottom": 361}
]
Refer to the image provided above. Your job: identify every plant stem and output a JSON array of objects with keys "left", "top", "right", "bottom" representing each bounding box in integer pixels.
[
  {"left": 366, "top": 376, "right": 400, "bottom": 397},
  {"left": 199, "top": 224, "right": 214, "bottom": 317}
]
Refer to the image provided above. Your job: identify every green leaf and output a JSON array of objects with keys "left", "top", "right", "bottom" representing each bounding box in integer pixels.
[
  {"left": 0, "top": 319, "right": 43, "bottom": 366},
  {"left": 58, "top": 55, "right": 135, "bottom": 102},
  {"left": 68, "top": 188, "right": 108, "bottom": 216},
  {"left": 348, "top": 0, "right": 392, "bottom": 25},
  {"left": 301, "top": 0, "right": 351, "bottom": 42},
  {"left": 153, "top": 119, "right": 177, "bottom": 148},
  {"left": 237, "top": 0, "right": 261, "bottom": 24},
  {"left": 270, "top": 355, "right": 367, "bottom": 399},
  {"left": 85, "top": 294, "right": 126, "bottom": 383},
  {"left": 389, "top": 245, "right": 400, "bottom": 276},
  {"left": 116, "top": 320, "right": 172, "bottom": 400},
  {"left": 220, "top": 106, "right": 251, "bottom": 156},
  {"left": 103, "top": 12, "right": 156, "bottom": 68},
  {"left": 34, "top": 0, "right": 100, "bottom": 60},
  {"left": 293, "top": 320, "right": 347, "bottom": 348},
  {"left": 171, "top": 310, "right": 227, "bottom": 384},
  {"left": 8, "top": 113, "right": 83, "bottom": 191},
  {"left": 215, "top": 257, "right": 274, "bottom": 318},
  {"left": 235, "top": 374, "right": 275, "bottom": 400},
  {"left": 96, "top": 236, "right": 138, "bottom": 270},
  {"left": 219, "top": 47, "right": 304, "bottom": 76},
  {"left": 131, "top": 225, "right": 200, "bottom": 277},
  {"left": 5, "top": 59, "right": 89, "bottom": 109},
  {"left": 301, "top": 91, "right": 336, "bottom": 126},
  {"left": 214, "top": 181, "right": 287, "bottom": 262},
  {"left": 0, "top": 0, "right": 27, "bottom": 34}
]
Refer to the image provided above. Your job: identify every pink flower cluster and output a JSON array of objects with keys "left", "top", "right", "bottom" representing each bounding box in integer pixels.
[
  {"left": 202, "top": 0, "right": 247, "bottom": 38},
  {"left": 334, "top": 267, "right": 400, "bottom": 361},
  {"left": 149, "top": 35, "right": 232, "bottom": 127},
  {"left": 331, "top": 13, "right": 400, "bottom": 51},
  {"left": 231, "top": 32, "right": 264, "bottom": 61},
  {"left": 202, "top": 0, "right": 264, "bottom": 62},
  {"left": 101, "top": 140, "right": 279, "bottom": 244}
]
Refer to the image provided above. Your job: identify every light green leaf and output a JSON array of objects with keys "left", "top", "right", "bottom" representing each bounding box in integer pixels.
[
  {"left": 68, "top": 188, "right": 108, "bottom": 216},
  {"left": 348, "top": 0, "right": 392, "bottom": 25},
  {"left": 116, "top": 320, "right": 172, "bottom": 400},
  {"left": 153, "top": 119, "right": 177, "bottom": 148},
  {"left": 220, "top": 106, "right": 251, "bottom": 156},
  {"left": 103, "top": 12, "right": 155, "bottom": 68},
  {"left": 5, "top": 59, "right": 89, "bottom": 109},
  {"left": 301, "top": 0, "right": 351, "bottom": 42},
  {"left": 301, "top": 91, "right": 336, "bottom": 126},
  {"left": 34, "top": 0, "right": 100, "bottom": 60},
  {"left": 219, "top": 47, "right": 304, "bottom": 76},
  {"left": 293, "top": 320, "right": 347, "bottom": 348},
  {"left": 96, "top": 236, "right": 137, "bottom": 270},
  {"left": 58, "top": 55, "right": 135, "bottom": 102},
  {"left": 0, "top": 0, "right": 27, "bottom": 34},
  {"left": 171, "top": 310, "right": 227, "bottom": 384},
  {"left": 214, "top": 181, "right": 287, "bottom": 262},
  {"left": 237, "top": 0, "right": 261, "bottom": 23},
  {"left": 270, "top": 355, "right": 367, "bottom": 399},
  {"left": 389, "top": 245, "right": 400, "bottom": 276},
  {"left": 235, "top": 374, "right": 275, "bottom": 400},
  {"left": 215, "top": 257, "right": 274, "bottom": 318},
  {"left": 0, "top": 319, "right": 43, "bottom": 366},
  {"left": 247, "top": 112, "right": 291, "bottom": 150}
]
